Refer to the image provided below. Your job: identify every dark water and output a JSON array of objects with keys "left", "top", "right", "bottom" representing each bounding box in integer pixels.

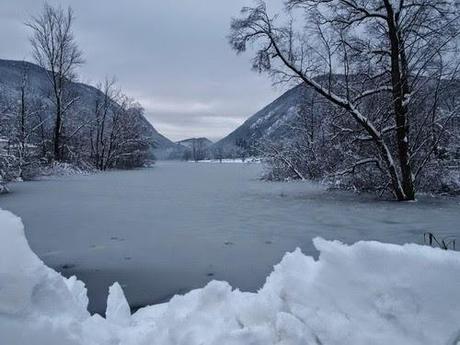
[{"left": 1, "top": 161, "right": 459, "bottom": 313}]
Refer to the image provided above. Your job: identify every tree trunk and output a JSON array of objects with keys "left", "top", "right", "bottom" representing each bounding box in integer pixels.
[
  {"left": 384, "top": 0, "right": 416, "bottom": 201},
  {"left": 54, "top": 100, "right": 62, "bottom": 161}
]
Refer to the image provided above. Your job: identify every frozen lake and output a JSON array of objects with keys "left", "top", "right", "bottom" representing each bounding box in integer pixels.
[{"left": 1, "top": 161, "right": 459, "bottom": 313}]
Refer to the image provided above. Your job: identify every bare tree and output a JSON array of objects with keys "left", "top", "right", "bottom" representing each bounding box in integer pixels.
[
  {"left": 192, "top": 139, "right": 207, "bottom": 162},
  {"left": 89, "top": 87, "right": 154, "bottom": 170},
  {"left": 108, "top": 99, "right": 154, "bottom": 169},
  {"left": 0, "top": 102, "right": 17, "bottom": 191},
  {"left": 90, "top": 77, "right": 117, "bottom": 170},
  {"left": 10, "top": 66, "right": 45, "bottom": 178},
  {"left": 236, "top": 138, "right": 250, "bottom": 162},
  {"left": 230, "top": 0, "right": 460, "bottom": 200},
  {"left": 27, "top": 3, "right": 83, "bottom": 161},
  {"left": 214, "top": 146, "right": 224, "bottom": 163},
  {"left": 182, "top": 149, "right": 193, "bottom": 161},
  {"left": 260, "top": 92, "right": 335, "bottom": 181},
  {"left": 0, "top": 65, "right": 47, "bottom": 182}
]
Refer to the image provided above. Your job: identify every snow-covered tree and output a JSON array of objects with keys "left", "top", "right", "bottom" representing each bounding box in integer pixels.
[
  {"left": 90, "top": 77, "right": 118, "bottom": 170},
  {"left": 88, "top": 85, "right": 154, "bottom": 170},
  {"left": 27, "top": 3, "right": 84, "bottom": 161},
  {"left": 0, "top": 65, "right": 47, "bottom": 186},
  {"left": 229, "top": 0, "right": 460, "bottom": 200}
]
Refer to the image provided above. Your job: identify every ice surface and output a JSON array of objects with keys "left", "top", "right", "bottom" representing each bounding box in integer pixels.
[
  {"left": 1, "top": 162, "right": 459, "bottom": 313},
  {"left": 2, "top": 208, "right": 460, "bottom": 345}
]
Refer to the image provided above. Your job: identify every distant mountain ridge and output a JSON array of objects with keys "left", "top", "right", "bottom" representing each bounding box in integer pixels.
[{"left": 176, "top": 137, "right": 213, "bottom": 149}]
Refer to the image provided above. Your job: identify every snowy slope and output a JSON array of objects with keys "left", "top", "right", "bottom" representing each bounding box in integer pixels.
[
  {"left": 1, "top": 207, "right": 460, "bottom": 345},
  {"left": 214, "top": 84, "right": 313, "bottom": 152}
]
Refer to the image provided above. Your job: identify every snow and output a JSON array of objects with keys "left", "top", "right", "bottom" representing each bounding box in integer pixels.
[
  {"left": 106, "top": 282, "right": 131, "bottom": 326},
  {"left": 1, "top": 207, "right": 460, "bottom": 345},
  {"left": 0, "top": 209, "right": 90, "bottom": 345}
]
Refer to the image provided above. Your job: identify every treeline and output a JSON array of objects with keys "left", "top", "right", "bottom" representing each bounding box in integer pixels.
[
  {"left": 230, "top": 0, "right": 460, "bottom": 200},
  {"left": 178, "top": 138, "right": 254, "bottom": 162},
  {"left": 0, "top": 4, "right": 154, "bottom": 192}
]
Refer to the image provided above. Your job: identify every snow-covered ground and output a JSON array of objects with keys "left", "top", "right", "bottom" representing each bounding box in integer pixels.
[{"left": 1, "top": 207, "right": 460, "bottom": 345}]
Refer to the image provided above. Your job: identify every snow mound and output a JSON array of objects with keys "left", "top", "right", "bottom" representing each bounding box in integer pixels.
[{"left": 1, "top": 208, "right": 460, "bottom": 345}]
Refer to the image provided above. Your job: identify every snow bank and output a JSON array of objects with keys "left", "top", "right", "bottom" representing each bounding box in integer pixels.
[
  {"left": 1, "top": 208, "right": 460, "bottom": 345},
  {"left": 0, "top": 209, "right": 90, "bottom": 345}
]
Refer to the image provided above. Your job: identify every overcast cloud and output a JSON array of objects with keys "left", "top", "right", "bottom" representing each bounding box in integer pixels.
[{"left": 0, "top": 0, "right": 286, "bottom": 141}]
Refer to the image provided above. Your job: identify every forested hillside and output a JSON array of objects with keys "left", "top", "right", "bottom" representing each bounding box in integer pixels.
[{"left": 0, "top": 59, "right": 166, "bottom": 189}]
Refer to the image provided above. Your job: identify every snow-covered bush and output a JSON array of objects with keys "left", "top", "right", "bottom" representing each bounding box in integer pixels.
[
  {"left": 2, "top": 208, "right": 460, "bottom": 345},
  {"left": 35, "top": 161, "right": 93, "bottom": 178},
  {"left": 417, "top": 161, "right": 460, "bottom": 195}
]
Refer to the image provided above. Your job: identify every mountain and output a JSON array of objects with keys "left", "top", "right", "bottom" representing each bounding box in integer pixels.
[
  {"left": 213, "top": 83, "right": 311, "bottom": 154},
  {"left": 174, "top": 137, "right": 213, "bottom": 161},
  {"left": 0, "top": 59, "right": 178, "bottom": 158},
  {"left": 176, "top": 137, "right": 213, "bottom": 149}
]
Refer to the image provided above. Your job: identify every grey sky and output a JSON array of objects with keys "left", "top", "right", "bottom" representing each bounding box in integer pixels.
[{"left": 0, "top": 0, "right": 286, "bottom": 141}]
